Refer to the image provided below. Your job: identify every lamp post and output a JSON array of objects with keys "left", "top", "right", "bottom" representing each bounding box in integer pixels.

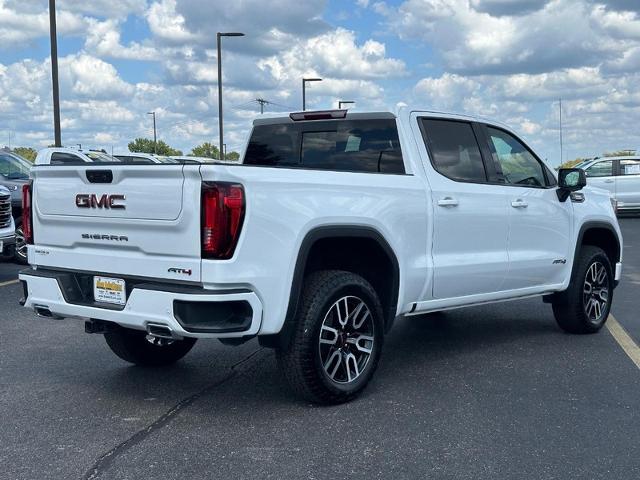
[
  {"left": 302, "top": 77, "right": 322, "bottom": 111},
  {"left": 338, "top": 100, "right": 355, "bottom": 109},
  {"left": 217, "top": 32, "right": 245, "bottom": 160},
  {"left": 48, "top": 0, "right": 61, "bottom": 147},
  {"left": 147, "top": 111, "right": 156, "bottom": 154}
]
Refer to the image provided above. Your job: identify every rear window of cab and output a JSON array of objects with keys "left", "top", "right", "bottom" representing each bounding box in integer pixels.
[{"left": 244, "top": 119, "right": 405, "bottom": 174}]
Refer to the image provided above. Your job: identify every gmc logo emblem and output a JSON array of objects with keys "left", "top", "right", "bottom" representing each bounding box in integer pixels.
[{"left": 76, "top": 194, "right": 126, "bottom": 209}]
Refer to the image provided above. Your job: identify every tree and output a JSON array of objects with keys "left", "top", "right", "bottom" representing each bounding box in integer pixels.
[
  {"left": 189, "top": 142, "right": 220, "bottom": 159},
  {"left": 558, "top": 158, "right": 587, "bottom": 170},
  {"left": 603, "top": 150, "right": 636, "bottom": 157},
  {"left": 12, "top": 147, "right": 37, "bottom": 162},
  {"left": 128, "top": 138, "right": 182, "bottom": 156},
  {"left": 225, "top": 151, "right": 240, "bottom": 161}
]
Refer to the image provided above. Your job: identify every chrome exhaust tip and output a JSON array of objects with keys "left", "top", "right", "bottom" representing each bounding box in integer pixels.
[
  {"left": 33, "top": 304, "right": 64, "bottom": 320},
  {"left": 146, "top": 323, "right": 174, "bottom": 340}
]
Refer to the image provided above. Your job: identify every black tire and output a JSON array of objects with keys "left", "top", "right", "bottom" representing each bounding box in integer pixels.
[
  {"left": 104, "top": 326, "right": 197, "bottom": 366},
  {"left": 276, "top": 270, "right": 384, "bottom": 404},
  {"left": 552, "top": 246, "right": 613, "bottom": 334}
]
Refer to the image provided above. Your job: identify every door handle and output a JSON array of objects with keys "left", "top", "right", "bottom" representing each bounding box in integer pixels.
[
  {"left": 511, "top": 199, "right": 528, "bottom": 208},
  {"left": 437, "top": 197, "right": 459, "bottom": 207},
  {"left": 604, "top": 179, "right": 614, "bottom": 183}
]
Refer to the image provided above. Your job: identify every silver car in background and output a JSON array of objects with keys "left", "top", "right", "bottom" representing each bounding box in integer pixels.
[{"left": 580, "top": 156, "right": 640, "bottom": 212}]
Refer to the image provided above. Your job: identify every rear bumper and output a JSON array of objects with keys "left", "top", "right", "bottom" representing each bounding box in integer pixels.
[{"left": 19, "top": 268, "right": 263, "bottom": 339}]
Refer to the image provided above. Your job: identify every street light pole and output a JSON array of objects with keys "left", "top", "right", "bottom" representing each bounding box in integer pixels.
[
  {"left": 217, "top": 32, "right": 245, "bottom": 160},
  {"left": 48, "top": 0, "right": 61, "bottom": 147},
  {"left": 147, "top": 112, "right": 156, "bottom": 154},
  {"left": 302, "top": 77, "right": 322, "bottom": 111},
  {"left": 338, "top": 100, "right": 355, "bottom": 109}
]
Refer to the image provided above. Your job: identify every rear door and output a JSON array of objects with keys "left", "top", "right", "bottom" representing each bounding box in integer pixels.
[
  {"left": 416, "top": 116, "right": 510, "bottom": 299},
  {"left": 616, "top": 158, "right": 640, "bottom": 209},
  {"left": 30, "top": 164, "right": 203, "bottom": 282}
]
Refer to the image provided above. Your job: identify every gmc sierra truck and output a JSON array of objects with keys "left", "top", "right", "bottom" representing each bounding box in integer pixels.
[{"left": 19, "top": 108, "right": 623, "bottom": 404}]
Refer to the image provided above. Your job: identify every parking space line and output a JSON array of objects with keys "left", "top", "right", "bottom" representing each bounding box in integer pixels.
[
  {"left": 607, "top": 314, "right": 640, "bottom": 370},
  {"left": 0, "top": 279, "right": 18, "bottom": 288}
]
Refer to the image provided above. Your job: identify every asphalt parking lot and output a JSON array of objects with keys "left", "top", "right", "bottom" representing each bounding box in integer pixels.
[{"left": 1, "top": 218, "right": 639, "bottom": 480}]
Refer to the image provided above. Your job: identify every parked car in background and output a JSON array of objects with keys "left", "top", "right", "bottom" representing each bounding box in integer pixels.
[
  {"left": 0, "top": 149, "right": 31, "bottom": 263},
  {"left": 114, "top": 152, "right": 178, "bottom": 164},
  {"left": 581, "top": 156, "right": 640, "bottom": 212},
  {"left": 0, "top": 185, "right": 15, "bottom": 258},
  {"left": 34, "top": 148, "right": 95, "bottom": 165}
]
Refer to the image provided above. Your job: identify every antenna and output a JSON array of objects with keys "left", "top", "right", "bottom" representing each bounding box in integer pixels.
[{"left": 559, "top": 98, "right": 563, "bottom": 165}]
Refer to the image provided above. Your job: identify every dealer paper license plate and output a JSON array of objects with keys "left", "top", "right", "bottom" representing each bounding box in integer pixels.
[{"left": 93, "top": 276, "right": 126, "bottom": 305}]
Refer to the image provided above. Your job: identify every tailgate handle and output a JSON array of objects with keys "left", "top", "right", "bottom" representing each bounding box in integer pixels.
[{"left": 86, "top": 170, "right": 113, "bottom": 184}]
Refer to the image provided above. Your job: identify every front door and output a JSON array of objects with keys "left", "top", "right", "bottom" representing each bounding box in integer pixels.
[{"left": 483, "top": 126, "right": 573, "bottom": 289}]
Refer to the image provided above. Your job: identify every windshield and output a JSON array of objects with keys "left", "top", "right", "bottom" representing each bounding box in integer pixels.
[
  {"left": 0, "top": 152, "right": 31, "bottom": 179},
  {"left": 84, "top": 151, "right": 121, "bottom": 162}
]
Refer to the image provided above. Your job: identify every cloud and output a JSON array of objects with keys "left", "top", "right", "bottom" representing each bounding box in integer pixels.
[
  {"left": 59, "top": 54, "right": 135, "bottom": 98},
  {"left": 379, "top": 0, "right": 631, "bottom": 75},
  {"left": 470, "top": 0, "right": 549, "bottom": 16},
  {"left": 0, "top": 1, "right": 87, "bottom": 47},
  {"left": 258, "top": 28, "right": 406, "bottom": 81},
  {"left": 85, "top": 19, "right": 160, "bottom": 60}
]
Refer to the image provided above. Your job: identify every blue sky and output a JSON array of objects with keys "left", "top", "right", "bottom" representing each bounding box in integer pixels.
[{"left": 1, "top": 0, "right": 639, "bottom": 164}]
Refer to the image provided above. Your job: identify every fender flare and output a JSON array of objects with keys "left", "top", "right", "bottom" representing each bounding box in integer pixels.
[{"left": 259, "top": 225, "right": 400, "bottom": 349}]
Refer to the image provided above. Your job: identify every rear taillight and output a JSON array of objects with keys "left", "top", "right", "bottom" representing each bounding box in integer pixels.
[
  {"left": 201, "top": 182, "right": 245, "bottom": 259},
  {"left": 22, "top": 182, "right": 33, "bottom": 245}
]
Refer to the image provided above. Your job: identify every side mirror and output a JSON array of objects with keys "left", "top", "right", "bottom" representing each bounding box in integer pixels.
[{"left": 557, "top": 168, "right": 587, "bottom": 202}]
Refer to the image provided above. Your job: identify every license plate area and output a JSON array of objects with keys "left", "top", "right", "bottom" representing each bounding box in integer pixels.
[{"left": 93, "top": 276, "right": 126, "bottom": 305}]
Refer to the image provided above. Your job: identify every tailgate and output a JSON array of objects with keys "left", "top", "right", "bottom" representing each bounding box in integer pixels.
[{"left": 30, "top": 164, "right": 203, "bottom": 282}]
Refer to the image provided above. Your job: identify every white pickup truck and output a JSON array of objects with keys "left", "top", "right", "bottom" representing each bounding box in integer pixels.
[{"left": 20, "top": 108, "right": 623, "bottom": 403}]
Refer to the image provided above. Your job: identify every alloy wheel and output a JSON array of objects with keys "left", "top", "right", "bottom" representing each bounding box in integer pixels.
[
  {"left": 318, "top": 295, "right": 375, "bottom": 384},
  {"left": 583, "top": 261, "right": 610, "bottom": 323},
  {"left": 15, "top": 226, "right": 27, "bottom": 262}
]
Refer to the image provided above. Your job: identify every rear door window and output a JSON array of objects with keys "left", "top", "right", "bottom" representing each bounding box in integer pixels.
[
  {"left": 420, "top": 118, "right": 487, "bottom": 183},
  {"left": 620, "top": 159, "right": 640, "bottom": 176}
]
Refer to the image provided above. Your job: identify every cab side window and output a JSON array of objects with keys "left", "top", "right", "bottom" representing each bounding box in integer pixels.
[
  {"left": 487, "top": 127, "right": 548, "bottom": 187},
  {"left": 584, "top": 161, "right": 613, "bottom": 178},
  {"left": 620, "top": 159, "right": 640, "bottom": 176},
  {"left": 420, "top": 118, "right": 487, "bottom": 183}
]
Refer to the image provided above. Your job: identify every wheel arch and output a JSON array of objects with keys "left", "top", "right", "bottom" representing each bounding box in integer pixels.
[
  {"left": 259, "top": 225, "right": 400, "bottom": 349},
  {"left": 576, "top": 221, "right": 621, "bottom": 265}
]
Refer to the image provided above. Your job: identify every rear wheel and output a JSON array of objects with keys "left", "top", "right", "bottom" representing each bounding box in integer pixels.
[
  {"left": 552, "top": 246, "right": 613, "bottom": 334},
  {"left": 276, "top": 270, "right": 384, "bottom": 404},
  {"left": 13, "top": 225, "right": 28, "bottom": 264},
  {"left": 104, "top": 326, "right": 197, "bottom": 366}
]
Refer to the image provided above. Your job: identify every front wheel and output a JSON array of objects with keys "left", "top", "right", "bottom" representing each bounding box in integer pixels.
[
  {"left": 104, "top": 326, "right": 197, "bottom": 366},
  {"left": 276, "top": 270, "right": 384, "bottom": 404},
  {"left": 552, "top": 246, "right": 613, "bottom": 334}
]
